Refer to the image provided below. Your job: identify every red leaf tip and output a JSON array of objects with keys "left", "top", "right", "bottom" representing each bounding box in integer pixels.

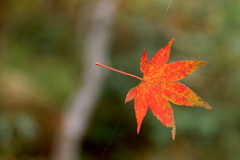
[
  {"left": 206, "top": 106, "right": 212, "bottom": 110},
  {"left": 137, "top": 125, "right": 140, "bottom": 134},
  {"left": 167, "top": 38, "right": 175, "bottom": 47},
  {"left": 171, "top": 127, "right": 176, "bottom": 140},
  {"left": 198, "top": 61, "right": 207, "bottom": 66}
]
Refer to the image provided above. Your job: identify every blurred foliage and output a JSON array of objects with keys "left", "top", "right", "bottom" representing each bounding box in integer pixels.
[{"left": 0, "top": 0, "right": 240, "bottom": 160}]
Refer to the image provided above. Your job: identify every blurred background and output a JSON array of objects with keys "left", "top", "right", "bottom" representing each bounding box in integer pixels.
[{"left": 0, "top": 0, "right": 240, "bottom": 159}]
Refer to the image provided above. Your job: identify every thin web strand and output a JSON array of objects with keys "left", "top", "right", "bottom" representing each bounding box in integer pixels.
[
  {"left": 101, "top": 106, "right": 129, "bottom": 160},
  {"left": 150, "top": 0, "right": 173, "bottom": 49}
]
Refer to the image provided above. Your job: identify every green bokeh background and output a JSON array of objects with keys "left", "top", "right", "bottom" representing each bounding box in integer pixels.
[{"left": 0, "top": 0, "right": 240, "bottom": 159}]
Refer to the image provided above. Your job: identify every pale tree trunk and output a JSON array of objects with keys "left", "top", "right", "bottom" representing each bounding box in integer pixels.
[{"left": 51, "top": 0, "right": 121, "bottom": 160}]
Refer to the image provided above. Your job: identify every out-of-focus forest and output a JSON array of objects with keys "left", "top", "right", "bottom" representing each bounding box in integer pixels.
[{"left": 0, "top": 0, "right": 240, "bottom": 159}]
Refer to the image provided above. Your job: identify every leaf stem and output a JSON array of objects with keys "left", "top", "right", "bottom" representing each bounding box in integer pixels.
[{"left": 95, "top": 62, "right": 143, "bottom": 81}]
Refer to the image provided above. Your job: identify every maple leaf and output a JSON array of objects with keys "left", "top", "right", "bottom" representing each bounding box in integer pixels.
[{"left": 95, "top": 39, "right": 211, "bottom": 140}]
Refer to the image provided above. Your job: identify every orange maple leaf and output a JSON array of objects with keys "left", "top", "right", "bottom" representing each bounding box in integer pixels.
[{"left": 95, "top": 39, "right": 212, "bottom": 140}]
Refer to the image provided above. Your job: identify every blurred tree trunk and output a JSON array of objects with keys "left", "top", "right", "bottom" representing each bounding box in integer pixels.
[{"left": 51, "top": 0, "right": 120, "bottom": 160}]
